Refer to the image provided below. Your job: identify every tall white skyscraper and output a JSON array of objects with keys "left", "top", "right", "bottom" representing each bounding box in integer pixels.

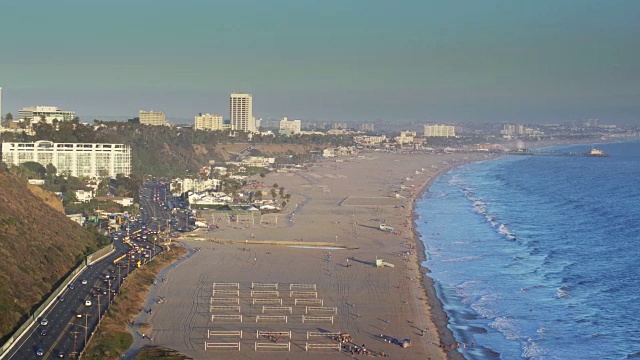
[{"left": 229, "top": 93, "right": 255, "bottom": 132}]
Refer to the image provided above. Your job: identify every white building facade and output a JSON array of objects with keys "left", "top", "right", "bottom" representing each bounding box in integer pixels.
[
  {"left": 18, "top": 106, "right": 75, "bottom": 124},
  {"left": 424, "top": 125, "right": 456, "bottom": 137},
  {"left": 279, "top": 117, "right": 301, "bottom": 135},
  {"left": 1, "top": 141, "right": 131, "bottom": 178},
  {"left": 194, "top": 113, "right": 227, "bottom": 131},
  {"left": 230, "top": 93, "right": 256, "bottom": 132}
]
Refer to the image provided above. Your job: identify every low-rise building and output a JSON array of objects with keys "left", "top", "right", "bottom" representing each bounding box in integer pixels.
[
  {"left": 139, "top": 110, "right": 168, "bottom": 126},
  {"left": 75, "top": 189, "right": 94, "bottom": 202},
  {"left": 170, "top": 178, "right": 221, "bottom": 194},
  {"left": 18, "top": 105, "right": 75, "bottom": 124}
]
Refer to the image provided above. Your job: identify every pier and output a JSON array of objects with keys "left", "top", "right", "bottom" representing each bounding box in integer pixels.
[{"left": 505, "top": 149, "right": 608, "bottom": 157}]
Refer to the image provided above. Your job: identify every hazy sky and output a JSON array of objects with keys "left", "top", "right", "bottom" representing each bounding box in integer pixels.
[{"left": 1, "top": 0, "right": 639, "bottom": 124}]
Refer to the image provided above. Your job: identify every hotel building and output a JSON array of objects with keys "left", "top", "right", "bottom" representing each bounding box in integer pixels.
[
  {"left": 1, "top": 141, "right": 131, "bottom": 178},
  {"left": 229, "top": 93, "right": 256, "bottom": 132}
]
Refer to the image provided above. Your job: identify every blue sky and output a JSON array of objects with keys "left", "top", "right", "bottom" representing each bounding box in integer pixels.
[{"left": 1, "top": 0, "right": 639, "bottom": 124}]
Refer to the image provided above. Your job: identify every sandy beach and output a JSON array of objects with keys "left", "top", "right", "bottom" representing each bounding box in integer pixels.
[{"left": 124, "top": 151, "right": 493, "bottom": 359}]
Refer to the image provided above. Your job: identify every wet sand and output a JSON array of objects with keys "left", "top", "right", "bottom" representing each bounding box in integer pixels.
[{"left": 125, "top": 151, "right": 492, "bottom": 359}]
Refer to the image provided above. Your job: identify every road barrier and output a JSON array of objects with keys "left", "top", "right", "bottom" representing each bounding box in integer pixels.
[
  {"left": 305, "top": 306, "right": 337, "bottom": 314},
  {"left": 213, "top": 282, "right": 239, "bottom": 289},
  {"left": 256, "top": 330, "right": 292, "bottom": 339},
  {"left": 306, "top": 331, "right": 343, "bottom": 339},
  {"left": 204, "top": 342, "right": 240, "bottom": 351},
  {"left": 210, "top": 297, "right": 239, "bottom": 304},
  {"left": 262, "top": 306, "right": 292, "bottom": 313},
  {"left": 255, "top": 342, "right": 290, "bottom": 351},
  {"left": 209, "top": 305, "right": 241, "bottom": 313},
  {"left": 302, "top": 315, "right": 334, "bottom": 324},
  {"left": 290, "top": 283, "right": 316, "bottom": 290},
  {"left": 212, "top": 289, "right": 239, "bottom": 297},
  {"left": 251, "top": 282, "right": 278, "bottom": 289},
  {"left": 250, "top": 290, "right": 279, "bottom": 297},
  {"left": 255, "top": 315, "right": 288, "bottom": 323},
  {"left": 207, "top": 330, "right": 242, "bottom": 338},
  {"left": 306, "top": 343, "right": 341, "bottom": 351},
  {"left": 290, "top": 291, "right": 317, "bottom": 298},
  {"left": 252, "top": 298, "right": 282, "bottom": 305},
  {"left": 211, "top": 314, "right": 243, "bottom": 322},
  {"left": 295, "top": 298, "right": 323, "bottom": 306}
]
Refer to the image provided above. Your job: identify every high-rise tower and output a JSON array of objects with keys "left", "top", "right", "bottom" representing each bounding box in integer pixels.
[{"left": 229, "top": 93, "right": 255, "bottom": 132}]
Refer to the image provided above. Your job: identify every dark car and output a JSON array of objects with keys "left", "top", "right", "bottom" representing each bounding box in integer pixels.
[{"left": 40, "top": 329, "right": 48, "bottom": 336}]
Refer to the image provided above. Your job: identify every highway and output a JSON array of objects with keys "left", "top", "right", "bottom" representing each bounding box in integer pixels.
[{"left": 2, "top": 180, "right": 186, "bottom": 359}]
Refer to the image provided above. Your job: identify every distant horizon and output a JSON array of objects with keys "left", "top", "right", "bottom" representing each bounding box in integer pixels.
[{"left": 1, "top": 0, "right": 639, "bottom": 125}]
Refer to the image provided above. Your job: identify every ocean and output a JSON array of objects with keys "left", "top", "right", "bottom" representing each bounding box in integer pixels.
[{"left": 416, "top": 140, "right": 640, "bottom": 360}]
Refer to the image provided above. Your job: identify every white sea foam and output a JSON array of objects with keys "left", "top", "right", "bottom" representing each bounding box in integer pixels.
[
  {"left": 521, "top": 338, "right": 552, "bottom": 359},
  {"left": 471, "top": 303, "right": 496, "bottom": 319},
  {"left": 489, "top": 316, "right": 521, "bottom": 341},
  {"left": 556, "top": 286, "right": 570, "bottom": 298}
]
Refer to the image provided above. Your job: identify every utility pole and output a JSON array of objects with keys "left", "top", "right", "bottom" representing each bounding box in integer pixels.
[
  {"left": 97, "top": 294, "right": 102, "bottom": 328},
  {"left": 84, "top": 313, "right": 90, "bottom": 346},
  {"left": 70, "top": 331, "right": 79, "bottom": 358}
]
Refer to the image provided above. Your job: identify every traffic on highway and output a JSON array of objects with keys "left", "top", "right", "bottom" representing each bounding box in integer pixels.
[{"left": 3, "top": 180, "right": 192, "bottom": 359}]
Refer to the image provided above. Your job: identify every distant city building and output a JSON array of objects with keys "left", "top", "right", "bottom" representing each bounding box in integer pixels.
[
  {"left": 424, "top": 125, "right": 456, "bottom": 137},
  {"left": 333, "top": 123, "right": 348, "bottom": 130},
  {"left": 194, "top": 113, "right": 226, "bottom": 131},
  {"left": 279, "top": 117, "right": 301, "bottom": 135},
  {"left": 139, "top": 110, "right": 167, "bottom": 126},
  {"left": 353, "top": 135, "right": 387, "bottom": 146},
  {"left": 395, "top": 131, "right": 417, "bottom": 144},
  {"left": 230, "top": 93, "right": 256, "bottom": 132},
  {"left": 501, "top": 124, "right": 525, "bottom": 135},
  {"left": 358, "top": 123, "right": 375, "bottom": 132},
  {"left": 18, "top": 106, "right": 75, "bottom": 124},
  {"left": 1, "top": 140, "right": 131, "bottom": 178},
  {"left": 585, "top": 119, "right": 600, "bottom": 127}
]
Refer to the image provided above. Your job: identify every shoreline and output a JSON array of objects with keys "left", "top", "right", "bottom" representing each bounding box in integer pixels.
[{"left": 410, "top": 160, "right": 479, "bottom": 360}]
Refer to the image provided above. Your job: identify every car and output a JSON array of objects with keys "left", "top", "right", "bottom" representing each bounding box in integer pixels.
[
  {"left": 40, "top": 329, "right": 48, "bottom": 336},
  {"left": 36, "top": 348, "right": 44, "bottom": 356},
  {"left": 58, "top": 296, "right": 65, "bottom": 302},
  {"left": 85, "top": 300, "right": 92, "bottom": 306},
  {"left": 76, "top": 313, "right": 83, "bottom": 318},
  {"left": 68, "top": 284, "right": 75, "bottom": 290},
  {"left": 81, "top": 279, "right": 88, "bottom": 285},
  {"left": 57, "top": 351, "right": 65, "bottom": 358},
  {"left": 40, "top": 319, "right": 48, "bottom": 326}
]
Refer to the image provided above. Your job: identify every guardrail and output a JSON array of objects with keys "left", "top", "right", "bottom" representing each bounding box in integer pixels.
[{"left": 0, "top": 243, "right": 115, "bottom": 359}]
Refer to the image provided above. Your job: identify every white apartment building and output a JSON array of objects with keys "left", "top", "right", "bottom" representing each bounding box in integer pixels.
[
  {"left": 170, "top": 178, "right": 221, "bottom": 195},
  {"left": 1, "top": 141, "right": 131, "bottom": 178},
  {"left": 279, "top": 117, "right": 301, "bottom": 135},
  {"left": 18, "top": 106, "right": 75, "bottom": 124},
  {"left": 230, "top": 93, "right": 256, "bottom": 132},
  {"left": 194, "top": 113, "right": 227, "bottom": 131},
  {"left": 139, "top": 110, "right": 167, "bottom": 126},
  {"left": 424, "top": 125, "right": 456, "bottom": 137}
]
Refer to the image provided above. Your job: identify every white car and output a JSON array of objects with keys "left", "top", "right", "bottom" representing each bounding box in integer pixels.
[
  {"left": 40, "top": 319, "right": 48, "bottom": 326},
  {"left": 81, "top": 279, "right": 88, "bottom": 285},
  {"left": 85, "top": 300, "right": 92, "bottom": 306}
]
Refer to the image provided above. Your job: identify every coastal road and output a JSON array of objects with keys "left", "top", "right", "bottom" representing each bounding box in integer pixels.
[{"left": 3, "top": 236, "right": 134, "bottom": 359}]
